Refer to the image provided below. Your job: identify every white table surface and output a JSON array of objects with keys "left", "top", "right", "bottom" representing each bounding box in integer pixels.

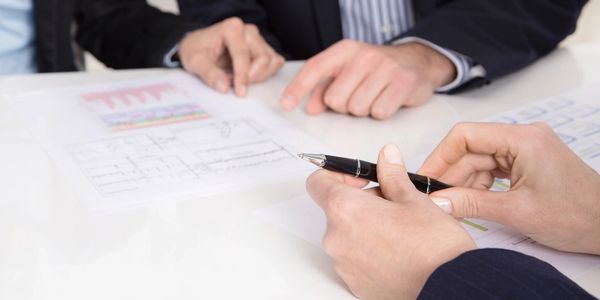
[{"left": 1, "top": 44, "right": 599, "bottom": 299}]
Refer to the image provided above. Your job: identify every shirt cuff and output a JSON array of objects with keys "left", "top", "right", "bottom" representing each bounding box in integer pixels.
[
  {"left": 163, "top": 43, "right": 182, "bottom": 68},
  {"left": 391, "top": 37, "right": 486, "bottom": 93}
]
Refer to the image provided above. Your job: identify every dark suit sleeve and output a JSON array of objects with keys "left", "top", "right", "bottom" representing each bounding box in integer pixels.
[
  {"left": 177, "top": 0, "right": 286, "bottom": 56},
  {"left": 400, "top": 0, "right": 587, "bottom": 90},
  {"left": 74, "top": 0, "right": 206, "bottom": 69},
  {"left": 418, "top": 249, "right": 596, "bottom": 299}
]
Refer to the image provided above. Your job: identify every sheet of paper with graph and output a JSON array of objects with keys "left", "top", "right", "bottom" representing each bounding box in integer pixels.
[
  {"left": 11, "top": 72, "right": 324, "bottom": 212},
  {"left": 254, "top": 83, "right": 600, "bottom": 278}
]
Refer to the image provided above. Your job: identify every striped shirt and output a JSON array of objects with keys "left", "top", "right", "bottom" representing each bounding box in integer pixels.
[{"left": 338, "top": 0, "right": 484, "bottom": 92}]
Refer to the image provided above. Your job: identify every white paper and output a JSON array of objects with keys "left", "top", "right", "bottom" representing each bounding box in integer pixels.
[
  {"left": 254, "top": 193, "right": 600, "bottom": 278},
  {"left": 10, "top": 72, "right": 326, "bottom": 212},
  {"left": 486, "top": 85, "right": 600, "bottom": 170},
  {"left": 254, "top": 84, "right": 600, "bottom": 278}
]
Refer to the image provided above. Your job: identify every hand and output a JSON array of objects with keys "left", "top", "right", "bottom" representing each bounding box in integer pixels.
[
  {"left": 306, "top": 144, "right": 476, "bottom": 299},
  {"left": 280, "top": 40, "right": 456, "bottom": 119},
  {"left": 419, "top": 122, "right": 600, "bottom": 255},
  {"left": 178, "top": 17, "right": 284, "bottom": 97}
]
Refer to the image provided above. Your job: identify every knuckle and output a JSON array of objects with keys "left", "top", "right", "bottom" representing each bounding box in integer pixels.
[
  {"left": 325, "top": 99, "right": 345, "bottom": 113},
  {"left": 531, "top": 121, "right": 551, "bottom": 130},
  {"left": 306, "top": 171, "right": 323, "bottom": 192},
  {"left": 333, "top": 39, "right": 361, "bottom": 52},
  {"left": 370, "top": 106, "right": 392, "bottom": 120},
  {"left": 323, "top": 91, "right": 339, "bottom": 107},
  {"left": 254, "top": 53, "right": 270, "bottom": 63},
  {"left": 460, "top": 190, "right": 480, "bottom": 218},
  {"left": 304, "top": 57, "right": 319, "bottom": 71},
  {"left": 245, "top": 23, "right": 259, "bottom": 34},
  {"left": 337, "top": 39, "right": 355, "bottom": 48},
  {"left": 524, "top": 122, "right": 555, "bottom": 151},
  {"left": 275, "top": 55, "right": 285, "bottom": 67},
  {"left": 359, "top": 47, "right": 383, "bottom": 62},
  {"left": 296, "top": 77, "right": 313, "bottom": 93},
  {"left": 325, "top": 193, "right": 356, "bottom": 224},
  {"left": 223, "top": 17, "right": 244, "bottom": 30},
  {"left": 450, "top": 122, "right": 473, "bottom": 137},
  {"left": 348, "top": 102, "right": 369, "bottom": 117},
  {"left": 324, "top": 189, "right": 346, "bottom": 215},
  {"left": 529, "top": 122, "right": 553, "bottom": 137},
  {"left": 186, "top": 53, "right": 205, "bottom": 70},
  {"left": 395, "top": 70, "right": 417, "bottom": 86}
]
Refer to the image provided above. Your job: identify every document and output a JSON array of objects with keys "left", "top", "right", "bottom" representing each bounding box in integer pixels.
[
  {"left": 486, "top": 84, "right": 600, "bottom": 170},
  {"left": 10, "top": 72, "right": 325, "bottom": 212},
  {"left": 254, "top": 84, "right": 600, "bottom": 278},
  {"left": 254, "top": 193, "right": 600, "bottom": 278}
]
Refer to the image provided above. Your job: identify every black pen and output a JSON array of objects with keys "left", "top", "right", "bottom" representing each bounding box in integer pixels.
[{"left": 298, "top": 153, "right": 452, "bottom": 194}]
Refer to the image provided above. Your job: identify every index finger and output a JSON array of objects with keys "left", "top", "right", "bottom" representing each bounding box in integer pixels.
[
  {"left": 419, "top": 122, "right": 521, "bottom": 178},
  {"left": 280, "top": 42, "right": 356, "bottom": 110},
  {"left": 221, "top": 19, "right": 251, "bottom": 97}
]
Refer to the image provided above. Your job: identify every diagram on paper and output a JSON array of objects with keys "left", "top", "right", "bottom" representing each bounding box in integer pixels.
[
  {"left": 11, "top": 73, "right": 328, "bottom": 210},
  {"left": 67, "top": 118, "right": 297, "bottom": 196},
  {"left": 488, "top": 97, "right": 600, "bottom": 163},
  {"left": 81, "top": 83, "right": 210, "bottom": 131}
]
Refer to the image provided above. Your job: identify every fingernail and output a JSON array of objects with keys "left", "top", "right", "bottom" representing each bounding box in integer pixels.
[
  {"left": 382, "top": 144, "right": 404, "bottom": 165},
  {"left": 216, "top": 79, "right": 228, "bottom": 93},
  {"left": 281, "top": 94, "right": 295, "bottom": 110},
  {"left": 430, "top": 196, "right": 453, "bottom": 214}
]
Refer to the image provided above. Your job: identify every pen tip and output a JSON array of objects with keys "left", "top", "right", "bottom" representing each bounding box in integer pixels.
[{"left": 296, "top": 153, "right": 326, "bottom": 167}]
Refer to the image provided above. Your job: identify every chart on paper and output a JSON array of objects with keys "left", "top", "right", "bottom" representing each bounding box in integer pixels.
[
  {"left": 68, "top": 119, "right": 296, "bottom": 196},
  {"left": 81, "top": 83, "right": 210, "bottom": 131},
  {"left": 10, "top": 73, "right": 325, "bottom": 211},
  {"left": 487, "top": 91, "right": 600, "bottom": 169}
]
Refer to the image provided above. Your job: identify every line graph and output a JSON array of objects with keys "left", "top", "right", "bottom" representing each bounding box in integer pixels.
[
  {"left": 81, "top": 83, "right": 210, "bottom": 131},
  {"left": 82, "top": 83, "right": 178, "bottom": 109}
]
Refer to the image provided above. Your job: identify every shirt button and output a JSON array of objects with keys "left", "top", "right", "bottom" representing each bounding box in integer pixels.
[{"left": 380, "top": 24, "right": 394, "bottom": 35}]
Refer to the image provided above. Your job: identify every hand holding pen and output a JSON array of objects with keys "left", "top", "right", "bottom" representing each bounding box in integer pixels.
[
  {"left": 304, "top": 144, "right": 476, "bottom": 299},
  {"left": 299, "top": 150, "right": 454, "bottom": 213},
  {"left": 298, "top": 153, "right": 452, "bottom": 194}
]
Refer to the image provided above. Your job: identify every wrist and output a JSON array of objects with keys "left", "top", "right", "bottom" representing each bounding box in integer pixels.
[
  {"left": 177, "top": 33, "right": 194, "bottom": 63},
  {"left": 413, "top": 236, "right": 476, "bottom": 295},
  {"left": 395, "top": 42, "right": 456, "bottom": 88}
]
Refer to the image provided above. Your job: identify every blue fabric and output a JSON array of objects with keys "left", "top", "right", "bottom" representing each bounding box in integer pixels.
[
  {"left": 339, "top": 0, "right": 415, "bottom": 45},
  {"left": 419, "top": 248, "right": 595, "bottom": 299},
  {"left": 0, "top": 0, "right": 36, "bottom": 74}
]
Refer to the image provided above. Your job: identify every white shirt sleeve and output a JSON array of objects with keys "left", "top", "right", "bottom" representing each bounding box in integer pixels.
[{"left": 163, "top": 43, "right": 182, "bottom": 68}]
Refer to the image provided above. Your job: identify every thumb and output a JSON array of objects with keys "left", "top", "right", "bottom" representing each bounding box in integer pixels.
[
  {"left": 430, "top": 187, "right": 515, "bottom": 223},
  {"left": 376, "top": 144, "right": 415, "bottom": 202}
]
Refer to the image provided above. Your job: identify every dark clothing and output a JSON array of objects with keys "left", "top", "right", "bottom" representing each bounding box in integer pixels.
[
  {"left": 178, "top": 0, "right": 587, "bottom": 90},
  {"left": 32, "top": 0, "right": 203, "bottom": 72},
  {"left": 419, "top": 249, "right": 596, "bottom": 299}
]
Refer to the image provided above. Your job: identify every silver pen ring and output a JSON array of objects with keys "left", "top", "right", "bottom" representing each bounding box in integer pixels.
[{"left": 426, "top": 176, "right": 431, "bottom": 194}]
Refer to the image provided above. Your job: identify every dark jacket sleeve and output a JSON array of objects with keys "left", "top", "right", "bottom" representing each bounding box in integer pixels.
[
  {"left": 74, "top": 0, "right": 206, "bottom": 69},
  {"left": 400, "top": 0, "right": 587, "bottom": 89},
  {"left": 177, "top": 0, "right": 286, "bottom": 56},
  {"left": 418, "top": 249, "right": 596, "bottom": 299}
]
